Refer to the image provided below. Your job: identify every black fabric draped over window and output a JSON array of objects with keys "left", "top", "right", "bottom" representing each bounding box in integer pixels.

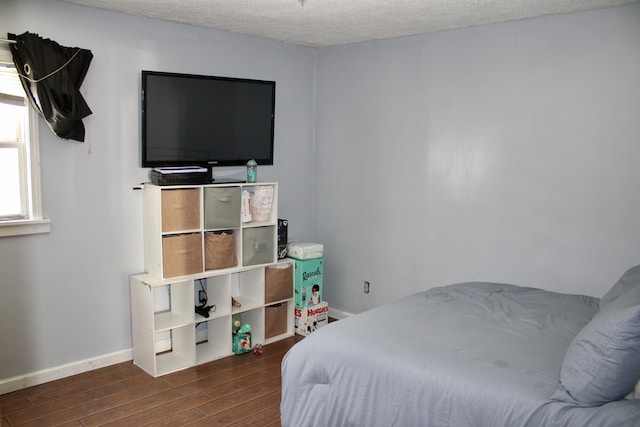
[{"left": 8, "top": 32, "right": 93, "bottom": 142}]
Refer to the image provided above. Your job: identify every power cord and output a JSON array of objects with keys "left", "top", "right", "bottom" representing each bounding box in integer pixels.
[{"left": 195, "top": 279, "right": 216, "bottom": 318}]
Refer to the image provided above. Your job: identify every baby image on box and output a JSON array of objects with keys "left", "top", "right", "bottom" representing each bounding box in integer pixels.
[{"left": 308, "top": 284, "right": 321, "bottom": 306}]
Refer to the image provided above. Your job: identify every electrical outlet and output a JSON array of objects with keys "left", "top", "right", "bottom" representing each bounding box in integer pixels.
[{"left": 364, "top": 281, "right": 370, "bottom": 294}]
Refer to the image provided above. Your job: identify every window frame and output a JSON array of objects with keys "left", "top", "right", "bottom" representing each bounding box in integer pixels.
[{"left": 0, "top": 45, "right": 49, "bottom": 237}]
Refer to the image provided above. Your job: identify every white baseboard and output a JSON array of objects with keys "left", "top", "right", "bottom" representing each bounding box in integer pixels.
[
  {"left": 0, "top": 349, "right": 133, "bottom": 395},
  {"left": 329, "top": 307, "right": 353, "bottom": 320}
]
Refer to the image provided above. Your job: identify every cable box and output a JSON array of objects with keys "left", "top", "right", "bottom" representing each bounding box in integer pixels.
[{"left": 149, "top": 167, "right": 210, "bottom": 186}]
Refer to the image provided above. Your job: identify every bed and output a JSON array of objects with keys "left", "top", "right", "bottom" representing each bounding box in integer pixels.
[{"left": 281, "top": 266, "right": 640, "bottom": 426}]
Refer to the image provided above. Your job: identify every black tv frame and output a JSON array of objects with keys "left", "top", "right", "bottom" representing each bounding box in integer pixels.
[{"left": 141, "top": 70, "right": 275, "bottom": 169}]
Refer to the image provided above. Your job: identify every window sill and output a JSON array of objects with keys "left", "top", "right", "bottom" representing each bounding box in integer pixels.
[{"left": 0, "top": 218, "right": 51, "bottom": 237}]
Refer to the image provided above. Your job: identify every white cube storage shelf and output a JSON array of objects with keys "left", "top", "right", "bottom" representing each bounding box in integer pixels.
[{"left": 131, "top": 182, "right": 294, "bottom": 377}]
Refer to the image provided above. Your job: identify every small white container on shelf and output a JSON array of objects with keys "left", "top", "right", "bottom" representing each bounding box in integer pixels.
[{"left": 251, "top": 185, "right": 274, "bottom": 221}]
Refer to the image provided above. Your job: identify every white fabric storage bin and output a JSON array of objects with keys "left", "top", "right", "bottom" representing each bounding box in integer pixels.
[
  {"left": 242, "top": 226, "right": 275, "bottom": 266},
  {"left": 204, "top": 187, "right": 241, "bottom": 229}
]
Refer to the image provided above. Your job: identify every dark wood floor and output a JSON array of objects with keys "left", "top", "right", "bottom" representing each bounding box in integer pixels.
[{"left": 0, "top": 335, "right": 303, "bottom": 427}]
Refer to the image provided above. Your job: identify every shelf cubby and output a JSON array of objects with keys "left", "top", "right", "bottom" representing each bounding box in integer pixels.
[
  {"left": 155, "top": 325, "right": 196, "bottom": 376},
  {"left": 233, "top": 307, "right": 265, "bottom": 345},
  {"left": 194, "top": 275, "right": 231, "bottom": 323},
  {"left": 196, "top": 316, "right": 232, "bottom": 364},
  {"left": 231, "top": 268, "right": 265, "bottom": 314}
]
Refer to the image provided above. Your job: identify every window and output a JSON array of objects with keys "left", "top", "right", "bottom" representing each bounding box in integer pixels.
[{"left": 0, "top": 46, "right": 49, "bottom": 236}]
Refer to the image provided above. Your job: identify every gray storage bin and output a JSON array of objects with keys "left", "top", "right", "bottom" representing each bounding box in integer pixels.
[
  {"left": 243, "top": 226, "right": 275, "bottom": 266},
  {"left": 204, "top": 187, "right": 241, "bottom": 229}
]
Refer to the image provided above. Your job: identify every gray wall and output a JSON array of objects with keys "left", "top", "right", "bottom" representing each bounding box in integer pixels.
[
  {"left": 0, "top": 0, "right": 316, "bottom": 380},
  {"left": 314, "top": 5, "right": 640, "bottom": 314}
]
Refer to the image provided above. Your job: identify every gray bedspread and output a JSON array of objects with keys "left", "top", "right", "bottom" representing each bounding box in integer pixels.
[{"left": 280, "top": 282, "right": 640, "bottom": 426}]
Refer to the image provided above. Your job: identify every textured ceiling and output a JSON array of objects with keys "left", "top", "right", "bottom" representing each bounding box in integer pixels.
[{"left": 61, "top": 0, "right": 639, "bottom": 47}]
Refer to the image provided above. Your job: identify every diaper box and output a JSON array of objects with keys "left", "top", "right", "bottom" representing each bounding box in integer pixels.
[
  {"left": 295, "top": 302, "right": 329, "bottom": 336},
  {"left": 294, "top": 258, "right": 323, "bottom": 307},
  {"left": 287, "top": 242, "right": 324, "bottom": 260}
]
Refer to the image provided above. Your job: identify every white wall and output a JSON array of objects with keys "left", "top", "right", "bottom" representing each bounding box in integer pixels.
[
  {"left": 314, "top": 5, "right": 640, "bottom": 315},
  {"left": 0, "top": 0, "right": 316, "bottom": 381}
]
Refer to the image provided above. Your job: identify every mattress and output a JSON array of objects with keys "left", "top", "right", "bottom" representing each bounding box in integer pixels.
[{"left": 280, "top": 282, "right": 640, "bottom": 426}]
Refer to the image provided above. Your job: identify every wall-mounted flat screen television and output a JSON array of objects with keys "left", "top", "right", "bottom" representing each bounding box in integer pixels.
[{"left": 141, "top": 70, "right": 275, "bottom": 168}]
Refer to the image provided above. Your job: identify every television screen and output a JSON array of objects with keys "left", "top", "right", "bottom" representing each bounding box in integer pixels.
[{"left": 141, "top": 71, "right": 275, "bottom": 168}]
